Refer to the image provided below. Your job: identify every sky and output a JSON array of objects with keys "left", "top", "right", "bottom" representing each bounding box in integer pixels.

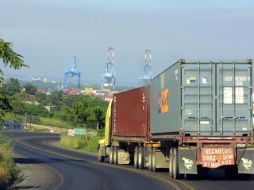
[{"left": 0, "top": 0, "right": 254, "bottom": 86}]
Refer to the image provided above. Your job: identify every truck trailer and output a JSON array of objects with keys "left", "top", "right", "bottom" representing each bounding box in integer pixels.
[
  {"left": 98, "top": 86, "right": 150, "bottom": 167},
  {"left": 98, "top": 59, "right": 254, "bottom": 179}
]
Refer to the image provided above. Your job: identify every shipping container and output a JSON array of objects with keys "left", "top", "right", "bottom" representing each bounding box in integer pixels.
[
  {"left": 98, "top": 59, "right": 254, "bottom": 179},
  {"left": 150, "top": 59, "right": 253, "bottom": 137},
  {"left": 112, "top": 86, "right": 150, "bottom": 138},
  {"left": 98, "top": 86, "right": 150, "bottom": 167}
]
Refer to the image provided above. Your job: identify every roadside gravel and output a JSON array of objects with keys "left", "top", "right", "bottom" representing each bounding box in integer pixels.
[{"left": 14, "top": 153, "right": 61, "bottom": 190}]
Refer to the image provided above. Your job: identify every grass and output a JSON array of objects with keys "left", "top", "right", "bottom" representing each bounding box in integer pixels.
[
  {"left": 0, "top": 133, "right": 22, "bottom": 190},
  {"left": 36, "top": 117, "right": 71, "bottom": 129},
  {"left": 3, "top": 113, "right": 72, "bottom": 129},
  {"left": 2, "top": 113, "right": 23, "bottom": 123},
  {"left": 60, "top": 133, "right": 99, "bottom": 153}
]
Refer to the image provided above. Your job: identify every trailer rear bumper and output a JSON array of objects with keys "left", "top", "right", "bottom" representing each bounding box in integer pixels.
[{"left": 178, "top": 145, "right": 254, "bottom": 174}]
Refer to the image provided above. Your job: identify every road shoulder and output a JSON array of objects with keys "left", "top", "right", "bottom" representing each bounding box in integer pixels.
[{"left": 14, "top": 153, "right": 62, "bottom": 190}]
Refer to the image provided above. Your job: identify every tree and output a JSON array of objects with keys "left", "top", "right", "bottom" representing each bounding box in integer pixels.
[
  {"left": 93, "top": 106, "right": 106, "bottom": 129},
  {"left": 0, "top": 92, "right": 12, "bottom": 121},
  {"left": 0, "top": 38, "right": 26, "bottom": 70},
  {"left": 65, "top": 95, "right": 107, "bottom": 128},
  {"left": 2, "top": 78, "right": 20, "bottom": 95},
  {"left": 23, "top": 83, "right": 36, "bottom": 95},
  {"left": 72, "top": 96, "right": 91, "bottom": 125},
  {"left": 9, "top": 94, "right": 25, "bottom": 115},
  {"left": 47, "top": 91, "right": 63, "bottom": 110},
  {"left": 24, "top": 103, "right": 49, "bottom": 117},
  {"left": 0, "top": 38, "right": 26, "bottom": 121},
  {"left": 63, "top": 95, "right": 82, "bottom": 107},
  {"left": 35, "top": 92, "right": 47, "bottom": 105}
]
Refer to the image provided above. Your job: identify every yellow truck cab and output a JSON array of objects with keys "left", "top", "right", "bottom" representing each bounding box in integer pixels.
[{"left": 98, "top": 100, "right": 112, "bottom": 162}]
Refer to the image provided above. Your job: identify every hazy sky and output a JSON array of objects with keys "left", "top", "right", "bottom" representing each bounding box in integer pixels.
[{"left": 0, "top": 0, "right": 254, "bottom": 85}]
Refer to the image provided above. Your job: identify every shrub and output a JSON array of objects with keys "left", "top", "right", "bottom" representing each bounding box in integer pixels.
[
  {"left": 24, "top": 103, "right": 49, "bottom": 117},
  {"left": 60, "top": 133, "right": 99, "bottom": 153},
  {"left": 0, "top": 133, "right": 21, "bottom": 189}
]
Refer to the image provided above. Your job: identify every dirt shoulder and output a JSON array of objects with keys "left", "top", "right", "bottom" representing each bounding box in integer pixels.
[{"left": 14, "top": 153, "right": 62, "bottom": 190}]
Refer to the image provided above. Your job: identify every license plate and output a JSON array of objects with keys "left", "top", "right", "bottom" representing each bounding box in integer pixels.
[{"left": 201, "top": 147, "right": 235, "bottom": 168}]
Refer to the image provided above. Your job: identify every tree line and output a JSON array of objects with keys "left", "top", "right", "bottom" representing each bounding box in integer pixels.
[{"left": 2, "top": 78, "right": 108, "bottom": 129}]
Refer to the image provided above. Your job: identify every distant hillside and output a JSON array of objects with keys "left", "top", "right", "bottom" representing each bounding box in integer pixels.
[
  {"left": 19, "top": 80, "right": 63, "bottom": 91},
  {"left": 19, "top": 79, "right": 133, "bottom": 92}
]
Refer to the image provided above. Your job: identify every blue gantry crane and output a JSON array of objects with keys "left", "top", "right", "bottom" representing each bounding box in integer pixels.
[
  {"left": 64, "top": 56, "right": 81, "bottom": 89},
  {"left": 139, "top": 49, "right": 152, "bottom": 86},
  {"left": 102, "top": 47, "right": 116, "bottom": 88}
]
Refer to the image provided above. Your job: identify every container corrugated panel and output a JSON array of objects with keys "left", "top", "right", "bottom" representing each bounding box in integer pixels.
[
  {"left": 150, "top": 59, "right": 253, "bottom": 137},
  {"left": 112, "top": 86, "right": 150, "bottom": 137}
]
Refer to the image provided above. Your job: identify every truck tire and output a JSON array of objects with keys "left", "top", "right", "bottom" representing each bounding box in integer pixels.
[
  {"left": 172, "top": 147, "right": 181, "bottom": 179},
  {"left": 109, "top": 147, "right": 114, "bottom": 164},
  {"left": 148, "top": 148, "right": 153, "bottom": 171},
  {"left": 138, "top": 146, "right": 144, "bottom": 169},
  {"left": 152, "top": 148, "right": 157, "bottom": 172},
  {"left": 134, "top": 146, "right": 139, "bottom": 169},
  {"left": 113, "top": 146, "right": 118, "bottom": 165},
  {"left": 98, "top": 146, "right": 105, "bottom": 162},
  {"left": 169, "top": 147, "right": 173, "bottom": 178}
]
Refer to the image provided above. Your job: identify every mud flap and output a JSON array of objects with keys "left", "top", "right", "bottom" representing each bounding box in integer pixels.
[
  {"left": 178, "top": 148, "right": 197, "bottom": 174},
  {"left": 237, "top": 147, "right": 254, "bottom": 174}
]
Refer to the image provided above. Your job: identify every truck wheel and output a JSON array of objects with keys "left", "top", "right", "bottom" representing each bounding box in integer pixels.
[
  {"left": 98, "top": 146, "right": 105, "bottom": 162},
  {"left": 152, "top": 148, "right": 157, "bottom": 172},
  {"left": 113, "top": 146, "right": 118, "bottom": 165},
  {"left": 169, "top": 147, "right": 173, "bottom": 178},
  {"left": 148, "top": 148, "right": 153, "bottom": 171},
  {"left": 172, "top": 147, "right": 181, "bottom": 179},
  {"left": 138, "top": 146, "right": 144, "bottom": 169},
  {"left": 134, "top": 146, "right": 139, "bottom": 169},
  {"left": 109, "top": 147, "right": 114, "bottom": 164}
]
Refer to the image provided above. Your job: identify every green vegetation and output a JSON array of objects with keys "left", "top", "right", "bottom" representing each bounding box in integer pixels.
[
  {"left": 23, "top": 83, "right": 36, "bottom": 95},
  {"left": 1, "top": 81, "right": 108, "bottom": 130},
  {"left": 65, "top": 95, "right": 108, "bottom": 128},
  {"left": 60, "top": 133, "right": 99, "bottom": 153},
  {"left": 0, "top": 38, "right": 107, "bottom": 174},
  {"left": 0, "top": 38, "right": 26, "bottom": 70},
  {"left": 0, "top": 133, "right": 22, "bottom": 189},
  {"left": 2, "top": 113, "right": 23, "bottom": 123},
  {"left": 0, "top": 37, "right": 26, "bottom": 189},
  {"left": 2, "top": 78, "right": 21, "bottom": 96},
  {"left": 33, "top": 117, "right": 71, "bottom": 129}
]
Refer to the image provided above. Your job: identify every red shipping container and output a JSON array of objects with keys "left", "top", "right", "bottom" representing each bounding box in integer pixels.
[{"left": 112, "top": 86, "right": 150, "bottom": 138}]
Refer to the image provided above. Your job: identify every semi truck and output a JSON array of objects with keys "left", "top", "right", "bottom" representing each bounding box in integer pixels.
[{"left": 98, "top": 59, "right": 254, "bottom": 179}]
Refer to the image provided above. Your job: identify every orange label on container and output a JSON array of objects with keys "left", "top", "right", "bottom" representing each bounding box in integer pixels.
[
  {"left": 201, "top": 148, "right": 235, "bottom": 168},
  {"left": 158, "top": 89, "right": 169, "bottom": 113}
]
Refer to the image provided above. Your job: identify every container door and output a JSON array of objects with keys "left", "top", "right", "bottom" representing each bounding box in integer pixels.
[
  {"left": 182, "top": 62, "right": 216, "bottom": 135},
  {"left": 216, "top": 62, "right": 252, "bottom": 136}
]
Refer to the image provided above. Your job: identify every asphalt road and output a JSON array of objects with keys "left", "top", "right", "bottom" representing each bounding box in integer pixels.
[
  {"left": 7, "top": 132, "right": 254, "bottom": 190},
  {"left": 9, "top": 132, "right": 191, "bottom": 190}
]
